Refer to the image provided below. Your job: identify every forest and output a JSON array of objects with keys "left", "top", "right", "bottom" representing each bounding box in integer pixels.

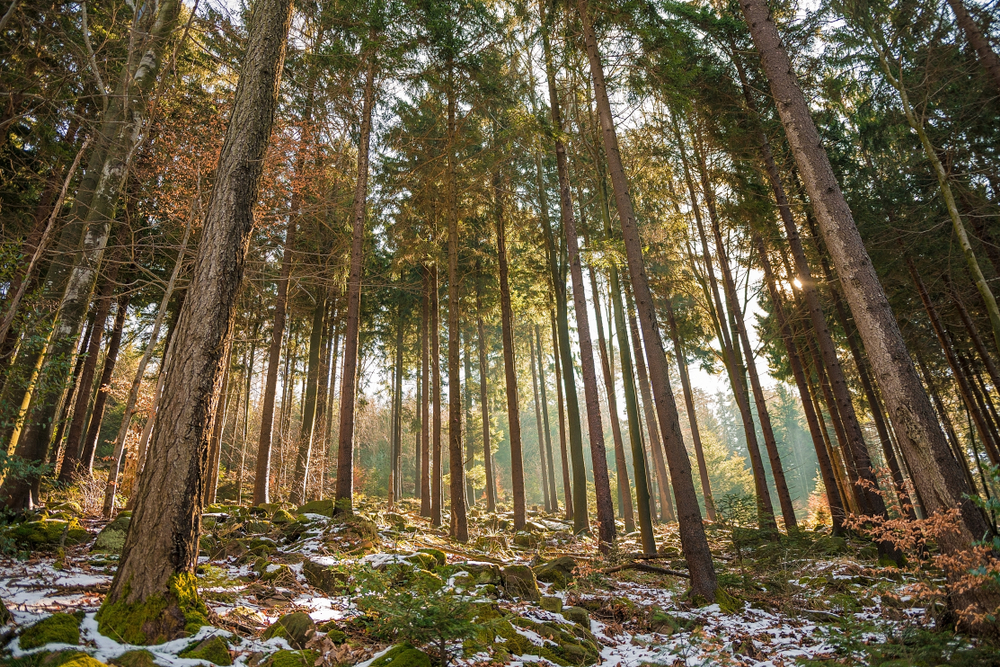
[{"left": 1, "top": 0, "right": 1000, "bottom": 663}]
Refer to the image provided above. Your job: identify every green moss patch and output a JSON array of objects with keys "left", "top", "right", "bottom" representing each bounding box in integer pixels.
[
  {"left": 262, "top": 612, "right": 315, "bottom": 649},
  {"left": 96, "top": 574, "right": 208, "bottom": 645},
  {"left": 179, "top": 635, "right": 232, "bottom": 665},
  {"left": 11, "top": 519, "right": 90, "bottom": 550},
  {"left": 91, "top": 515, "right": 131, "bottom": 554},
  {"left": 370, "top": 644, "right": 431, "bottom": 667},
  {"left": 262, "top": 650, "right": 318, "bottom": 667},
  {"left": 108, "top": 650, "right": 157, "bottom": 667},
  {"left": 20, "top": 613, "right": 83, "bottom": 649}
]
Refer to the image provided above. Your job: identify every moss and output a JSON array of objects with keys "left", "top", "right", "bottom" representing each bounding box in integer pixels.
[
  {"left": 416, "top": 548, "right": 446, "bottom": 568},
  {"left": 533, "top": 557, "right": 577, "bottom": 590},
  {"left": 262, "top": 612, "right": 315, "bottom": 649},
  {"left": 370, "top": 645, "right": 431, "bottom": 667},
  {"left": 296, "top": 500, "right": 334, "bottom": 517},
  {"left": 403, "top": 552, "right": 437, "bottom": 571},
  {"left": 51, "top": 654, "right": 107, "bottom": 667},
  {"left": 540, "top": 596, "right": 563, "bottom": 613},
  {"left": 179, "top": 635, "right": 232, "bottom": 665},
  {"left": 96, "top": 574, "right": 207, "bottom": 645},
  {"left": 271, "top": 510, "right": 295, "bottom": 525},
  {"left": 501, "top": 565, "right": 540, "bottom": 601},
  {"left": 715, "top": 588, "right": 742, "bottom": 614},
  {"left": 12, "top": 519, "right": 90, "bottom": 550},
  {"left": 108, "top": 651, "right": 157, "bottom": 667},
  {"left": 316, "top": 621, "right": 346, "bottom": 644},
  {"left": 263, "top": 650, "right": 318, "bottom": 667},
  {"left": 20, "top": 613, "right": 82, "bottom": 649}
]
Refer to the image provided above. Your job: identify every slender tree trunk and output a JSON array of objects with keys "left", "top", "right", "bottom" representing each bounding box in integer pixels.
[
  {"left": 551, "top": 309, "right": 573, "bottom": 520},
  {"left": 740, "top": 0, "right": 994, "bottom": 568},
  {"left": 944, "top": 0, "right": 1000, "bottom": 93},
  {"left": 291, "top": 290, "right": 325, "bottom": 504},
  {"left": 463, "top": 326, "right": 475, "bottom": 506},
  {"left": 102, "top": 0, "right": 292, "bottom": 634},
  {"left": 310, "top": 300, "right": 333, "bottom": 500},
  {"left": 535, "top": 324, "right": 558, "bottom": 512},
  {"left": 431, "top": 265, "right": 443, "bottom": 526},
  {"left": 390, "top": 313, "right": 404, "bottom": 506},
  {"left": 78, "top": 295, "right": 129, "bottom": 475},
  {"left": 915, "top": 350, "right": 978, "bottom": 493},
  {"left": 496, "top": 175, "right": 525, "bottom": 531},
  {"left": 237, "top": 332, "right": 257, "bottom": 505},
  {"left": 578, "top": 0, "right": 716, "bottom": 598},
  {"left": 421, "top": 268, "right": 431, "bottom": 515},
  {"left": 206, "top": 355, "right": 231, "bottom": 504},
  {"left": 478, "top": 286, "right": 497, "bottom": 512},
  {"left": 663, "top": 299, "right": 712, "bottom": 521},
  {"left": 334, "top": 49, "right": 376, "bottom": 516},
  {"left": 46, "top": 312, "right": 95, "bottom": 471},
  {"left": 954, "top": 289, "right": 1000, "bottom": 393},
  {"left": 530, "top": 331, "right": 552, "bottom": 512}
]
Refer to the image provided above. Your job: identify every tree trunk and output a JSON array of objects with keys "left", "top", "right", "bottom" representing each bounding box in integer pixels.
[
  {"left": 496, "top": 173, "right": 525, "bottom": 531},
  {"left": 310, "top": 300, "right": 333, "bottom": 500},
  {"left": 205, "top": 355, "right": 232, "bottom": 504},
  {"left": 944, "top": 0, "right": 1000, "bottom": 93},
  {"left": 334, "top": 48, "right": 376, "bottom": 516},
  {"left": 78, "top": 295, "right": 129, "bottom": 475},
  {"left": 954, "top": 289, "right": 1000, "bottom": 393},
  {"left": 740, "top": 0, "right": 995, "bottom": 570},
  {"left": 101, "top": 0, "right": 292, "bottom": 637},
  {"left": 58, "top": 273, "right": 115, "bottom": 481},
  {"left": 663, "top": 299, "right": 711, "bottom": 521},
  {"left": 463, "top": 326, "right": 475, "bottom": 506},
  {"left": 578, "top": 0, "right": 716, "bottom": 599},
  {"left": 551, "top": 308, "right": 573, "bottom": 520},
  {"left": 445, "top": 64, "right": 468, "bottom": 542},
  {"left": 431, "top": 265, "right": 443, "bottom": 526},
  {"left": 530, "top": 330, "right": 552, "bottom": 512},
  {"left": 535, "top": 323, "right": 558, "bottom": 512},
  {"left": 478, "top": 285, "right": 497, "bottom": 512},
  {"left": 291, "top": 290, "right": 326, "bottom": 504},
  {"left": 421, "top": 267, "right": 432, "bottom": 514}
]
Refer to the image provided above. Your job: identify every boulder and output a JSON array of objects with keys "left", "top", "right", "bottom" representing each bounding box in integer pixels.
[
  {"left": 416, "top": 548, "right": 446, "bottom": 568},
  {"left": 533, "top": 556, "right": 577, "bottom": 590},
  {"left": 109, "top": 650, "right": 157, "bottom": 667},
  {"left": 302, "top": 557, "right": 346, "bottom": 595},
  {"left": 562, "top": 606, "right": 590, "bottom": 627},
  {"left": 262, "top": 650, "right": 318, "bottom": 667},
  {"left": 262, "top": 612, "right": 315, "bottom": 649},
  {"left": 19, "top": 612, "right": 82, "bottom": 649},
  {"left": 370, "top": 644, "right": 431, "bottom": 667},
  {"left": 501, "top": 565, "right": 540, "bottom": 601},
  {"left": 271, "top": 509, "right": 295, "bottom": 525},
  {"left": 179, "top": 635, "right": 232, "bottom": 665},
  {"left": 453, "top": 562, "right": 501, "bottom": 586},
  {"left": 316, "top": 620, "right": 346, "bottom": 644},
  {"left": 44, "top": 653, "right": 107, "bottom": 667}
]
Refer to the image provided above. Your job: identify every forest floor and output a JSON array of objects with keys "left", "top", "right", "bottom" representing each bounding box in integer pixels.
[{"left": 2, "top": 497, "right": 999, "bottom": 667}]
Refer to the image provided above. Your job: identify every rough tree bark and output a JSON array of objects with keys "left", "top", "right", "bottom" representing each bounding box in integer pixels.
[
  {"left": 535, "top": 324, "right": 558, "bottom": 511},
  {"left": 100, "top": 0, "right": 292, "bottom": 640}
]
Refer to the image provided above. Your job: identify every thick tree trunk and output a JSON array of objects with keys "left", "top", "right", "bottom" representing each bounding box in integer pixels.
[
  {"left": 578, "top": 0, "right": 717, "bottom": 599},
  {"left": 740, "top": 0, "right": 994, "bottom": 570},
  {"left": 478, "top": 286, "right": 497, "bottom": 512},
  {"left": 421, "top": 268, "right": 431, "bottom": 515},
  {"left": 334, "top": 50, "right": 376, "bottom": 516},
  {"left": 78, "top": 295, "right": 129, "bottom": 475},
  {"left": 535, "top": 324, "right": 558, "bottom": 512},
  {"left": 102, "top": 0, "right": 292, "bottom": 637}
]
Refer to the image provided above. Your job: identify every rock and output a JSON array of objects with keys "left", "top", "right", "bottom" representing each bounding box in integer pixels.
[
  {"left": 403, "top": 552, "right": 437, "bottom": 571},
  {"left": 20, "top": 613, "right": 83, "bottom": 649},
  {"left": 488, "top": 616, "right": 600, "bottom": 666},
  {"left": 416, "top": 548, "right": 446, "bottom": 568},
  {"left": 45, "top": 653, "right": 108, "bottom": 667},
  {"left": 533, "top": 556, "right": 577, "bottom": 590},
  {"left": 501, "top": 565, "right": 541, "bottom": 601},
  {"left": 262, "top": 650, "right": 318, "bottom": 667},
  {"left": 513, "top": 532, "right": 538, "bottom": 548},
  {"left": 179, "top": 635, "right": 232, "bottom": 665},
  {"left": 384, "top": 512, "right": 409, "bottom": 529},
  {"left": 296, "top": 499, "right": 334, "bottom": 517},
  {"left": 454, "top": 562, "right": 501, "bottom": 585},
  {"left": 316, "top": 620, "right": 346, "bottom": 644},
  {"left": 648, "top": 609, "right": 683, "bottom": 634},
  {"left": 271, "top": 509, "right": 295, "bottom": 525},
  {"left": 48, "top": 501, "right": 84, "bottom": 515},
  {"left": 540, "top": 596, "right": 563, "bottom": 613},
  {"left": 302, "top": 557, "right": 347, "bottom": 595},
  {"left": 562, "top": 606, "right": 590, "bottom": 627},
  {"left": 370, "top": 644, "right": 431, "bottom": 667},
  {"left": 262, "top": 612, "right": 315, "bottom": 649},
  {"left": 109, "top": 650, "right": 157, "bottom": 667},
  {"left": 12, "top": 519, "right": 89, "bottom": 550}
]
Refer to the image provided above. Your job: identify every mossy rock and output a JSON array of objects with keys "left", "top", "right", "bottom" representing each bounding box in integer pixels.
[
  {"left": 540, "top": 596, "right": 563, "bottom": 613},
  {"left": 20, "top": 613, "right": 83, "bottom": 649},
  {"left": 316, "top": 621, "right": 346, "bottom": 644},
  {"left": 647, "top": 609, "right": 684, "bottom": 635},
  {"left": 179, "top": 635, "right": 232, "bottom": 665},
  {"left": 262, "top": 612, "right": 315, "bottom": 649},
  {"left": 715, "top": 588, "right": 742, "bottom": 614},
  {"left": 562, "top": 606, "right": 589, "bottom": 627},
  {"left": 533, "top": 557, "right": 577, "bottom": 590},
  {"left": 259, "top": 564, "right": 296, "bottom": 584},
  {"left": 12, "top": 519, "right": 90, "bottom": 550},
  {"left": 453, "top": 562, "right": 501, "bottom": 586},
  {"left": 262, "top": 650, "right": 318, "bottom": 667},
  {"left": 242, "top": 520, "right": 273, "bottom": 534},
  {"left": 501, "top": 565, "right": 541, "bottom": 601},
  {"left": 513, "top": 532, "right": 539, "bottom": 548},
  {"left": 370, "top": 644, "right": 431, "bottom": 667},
  {"left": 109, "top": 650, "right": 157, "bottom": 667},
  {"left": 96, "top": 573, "right": 208, "bottom": 645},
  {"left": 271, "top": 510, "right": 295, "bottom": 525},
  {"left": 296, "top": 500, "right": 335, "bottom": 517},
  {"left": 402, "top": 552, "right": 437, "bottom": 571},
  {"left": 490, "top": 616, "right": 599, "bottom": 666},
  {"left": 416, "top": 548, "right": 446, "bottom": 568},
  {"left": 42, "top": 653, "right": 108, "bottom": 667},
  {"left": 384, "top": 513, "right": 410, "bottom": 530},
  {"left": 302, "top": 558, "right": 347, "bottom": 595},
  {"left": 48, "top": 502, "right": 84, "bottom": 515}
]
